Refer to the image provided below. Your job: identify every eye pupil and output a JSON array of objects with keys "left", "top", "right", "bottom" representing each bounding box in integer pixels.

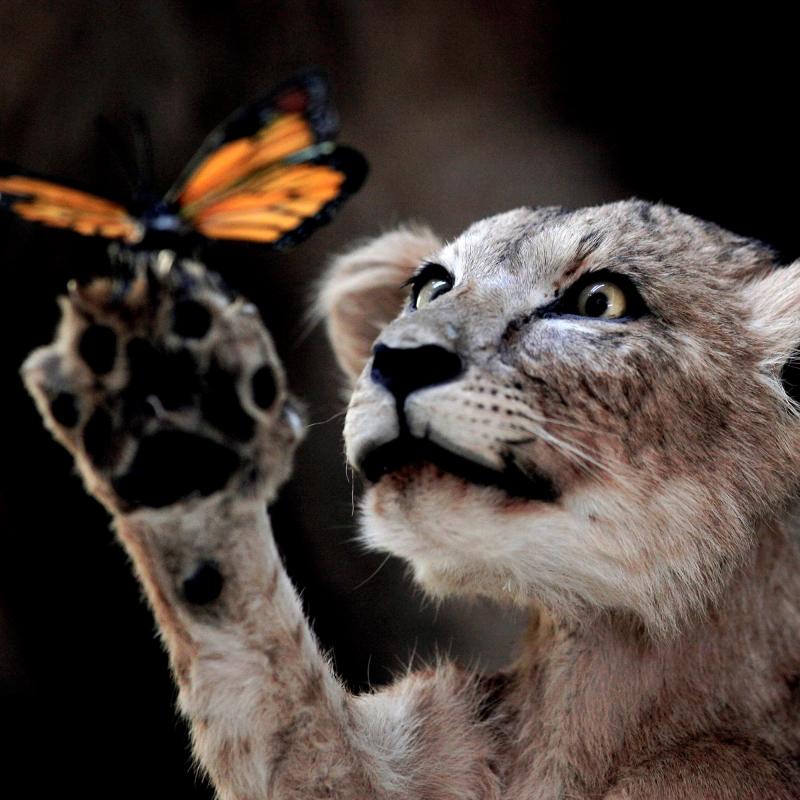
[
  {"left": 584, "top": 290, "right": 609, "bottom": 317},
  {"left": 429, "top": 279, "right": 448, "bottom": 297}
]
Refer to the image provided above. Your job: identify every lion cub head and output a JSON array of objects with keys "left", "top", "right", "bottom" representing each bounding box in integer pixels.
[{"left": 320, "top": 201, "right": 800, "bottom": 633}]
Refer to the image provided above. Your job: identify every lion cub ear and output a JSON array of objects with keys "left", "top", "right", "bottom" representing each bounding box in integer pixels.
[
  {"left": 317, "top": 226, "right": 442, "bottom": 382},
  {"left": 745, "top": 261, "right": 800, "bottom": 404}
]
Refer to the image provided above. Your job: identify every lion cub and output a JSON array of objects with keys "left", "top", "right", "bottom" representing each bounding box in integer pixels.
[{"left": 23, "top": 200, "right": 800, "bottom": 798}]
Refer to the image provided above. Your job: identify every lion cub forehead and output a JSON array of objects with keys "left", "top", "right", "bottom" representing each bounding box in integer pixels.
[
  {"left": 439, "top": 205, "right": 609, "bottom": 283},
  {"left": 437, "top": 200, "right": 777, "bottom": 288}
]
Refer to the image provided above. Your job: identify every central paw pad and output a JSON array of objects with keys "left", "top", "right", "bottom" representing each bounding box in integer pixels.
[{"left": 112, "top": 430, "right": 242, "bottom": 508}]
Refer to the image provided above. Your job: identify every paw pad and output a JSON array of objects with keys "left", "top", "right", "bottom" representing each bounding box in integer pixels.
[
  {"left": 125, "top": 339, "right": 198, "bottom": 414},
  {"left": 111, "top": 430, "right": 241, "bottom": 508},
  {"left": 78, "top": 324, "right": 118, "bottom": 374},
  {"left": 172, "top": 299, "right": 212, "bottom": 339},
  {"left": 251, "top": 365, "right": 277, "bottom": 410},
  {"left": 83, "top": 407, "right": 115, "bottom": 468},
  {"left": 182, "top": 560, "right": 224, "bottom": 605},
  {"left": 50, "top": 392, "right": 80, "bottom": 428},
  {"left": 201, "top": 359, "right": 256, "bottom": 442}
]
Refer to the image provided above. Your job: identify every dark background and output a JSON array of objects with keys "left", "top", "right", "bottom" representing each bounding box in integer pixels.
[{"left": 1, "top": 2, "right": 797, "bottom": 797}]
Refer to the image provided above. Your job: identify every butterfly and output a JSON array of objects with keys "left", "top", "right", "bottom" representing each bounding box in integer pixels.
[{"left": 0, "top": 71, "right": 367, "bottom": 254}]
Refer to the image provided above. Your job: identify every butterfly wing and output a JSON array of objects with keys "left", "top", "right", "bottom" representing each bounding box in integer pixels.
[
  {"left": 0, "top": 165, "right": 142, "bottom": 243},
  {"left": 166, "top": 71, "right": 367, "bottom": 249}
]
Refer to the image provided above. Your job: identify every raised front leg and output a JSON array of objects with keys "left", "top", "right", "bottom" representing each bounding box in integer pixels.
[
  {"left": 20, "top": 256, "right": 380, "bottom": 799},
  {"left": 22, "top": 255, "right": 504, "bottom": 799}
]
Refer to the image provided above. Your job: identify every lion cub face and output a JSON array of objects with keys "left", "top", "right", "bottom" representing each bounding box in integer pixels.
[{"left": 331, "top": 201, "right": 800, "bottom": 632}]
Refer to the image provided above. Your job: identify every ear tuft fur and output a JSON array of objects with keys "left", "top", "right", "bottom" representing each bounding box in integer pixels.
[
  {"left": 747, "top": 261, "right": 800, "bottom": 367},
  {"left": 745, "top": 261, "right": 800, "bottom": 408},
  {"left": 317, "top": 226, "right": 442, "bottom": 382}
]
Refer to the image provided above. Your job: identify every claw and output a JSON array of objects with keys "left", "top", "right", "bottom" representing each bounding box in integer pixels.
[{"left": 152, "top": 249, "right": 177, "bottom": 279}]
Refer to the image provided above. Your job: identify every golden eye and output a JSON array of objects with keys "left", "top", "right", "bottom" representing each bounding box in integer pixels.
[
  {"left": 576, "top": 281, "right": 628, "bottom": 319},
  {"left": 415, "top": 276, "right": 452, "bottom": 309}
]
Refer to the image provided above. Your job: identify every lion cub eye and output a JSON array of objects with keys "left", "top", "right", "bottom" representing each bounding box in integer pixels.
[
  {"left": 416, "top": 277, "right": 451, "bottom": 308},
  {"left": 576, "top": 281, "right": 628, "bottom": 319},
  {"left": 410, "top": 263, "right": 454, "bottom": 310},
  {"left": 542, "top": 270, "right": 647, "bottom": 321}
]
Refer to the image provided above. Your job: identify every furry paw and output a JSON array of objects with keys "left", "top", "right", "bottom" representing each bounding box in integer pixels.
[{"left": 22, "top": 251, "right": 304, "bottom": 514}]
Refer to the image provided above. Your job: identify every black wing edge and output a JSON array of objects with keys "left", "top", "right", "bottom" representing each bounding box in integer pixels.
[
  {"left": 268, "top": 145, "right": 369, "bottom": 252},
  {"left": 165, "top": 68, "right": 340, "bottom": 204}
]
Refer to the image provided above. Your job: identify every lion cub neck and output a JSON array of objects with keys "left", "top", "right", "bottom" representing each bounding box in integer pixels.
[{"left": 501, "top": 509, "right": 800, "bottom": 793}]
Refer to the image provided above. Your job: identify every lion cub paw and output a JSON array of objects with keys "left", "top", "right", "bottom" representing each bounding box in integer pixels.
[{"left": 22, "top": 252, "right": 303, "bottom": 514}]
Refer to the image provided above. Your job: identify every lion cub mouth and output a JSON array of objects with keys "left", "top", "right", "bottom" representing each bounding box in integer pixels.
[{"left": 358, "top": 436, "right": 558, "bottom": 502}]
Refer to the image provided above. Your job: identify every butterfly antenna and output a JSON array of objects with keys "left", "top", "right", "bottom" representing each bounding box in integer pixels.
[
  {"left": 131, "top": 109, "right": 156, "bottom": 198},
  {"left": 94, "top": 114, "right": 138, "bottom": 199}
]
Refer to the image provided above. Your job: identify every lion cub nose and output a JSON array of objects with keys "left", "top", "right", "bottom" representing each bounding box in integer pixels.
[{"left": 371, "top": 343, "right": 462, "bottom": 400}]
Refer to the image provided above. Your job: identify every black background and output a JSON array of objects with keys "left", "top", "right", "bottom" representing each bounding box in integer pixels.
[{"left": 1, "top": 3, "right": 797, "bottom": 797}]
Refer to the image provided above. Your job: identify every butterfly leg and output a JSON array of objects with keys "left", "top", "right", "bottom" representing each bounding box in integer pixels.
[{"left": 21, "top": 257, "right": 381, "bottom": 799}]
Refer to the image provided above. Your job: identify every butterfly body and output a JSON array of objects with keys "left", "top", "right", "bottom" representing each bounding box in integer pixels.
[
  {"left": 133, "top": 200, "right": 193, "bottom": 252},
  {"left": 0, "top": 71, "right": 367, "bottom": 257},
  {"left": 141, "top": 206, "right": 185, "bottom": 235}
]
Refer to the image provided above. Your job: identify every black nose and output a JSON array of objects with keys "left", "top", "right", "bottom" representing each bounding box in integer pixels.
[{"left": 371, "top": 343, "right": 462, "bottom": 400}]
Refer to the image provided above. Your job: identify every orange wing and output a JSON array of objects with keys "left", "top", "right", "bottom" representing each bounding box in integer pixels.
[
  {"left": 0, "top": 174, "right": 142, "bottom": 242},
  {"left": 184, "top": 156, "right": 350, "bottom": 244},
  {"left": 168, "top": 72, "right": 367, "bottom": 248}
]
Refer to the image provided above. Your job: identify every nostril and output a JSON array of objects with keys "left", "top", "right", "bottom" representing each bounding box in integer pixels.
[{"left": 371, "top": 343, "right": 462, "bottom": 400}]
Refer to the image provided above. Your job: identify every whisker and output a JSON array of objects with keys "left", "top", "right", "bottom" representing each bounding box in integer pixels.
[
  {"left": 544, "top": 416, "right": 621, "bottom": 438},
  {"left": 507, "top": 407, "right": 630, "bottom": 477},
  {"left": 534, "top": 428, "right": 613, "bottom": 474},
  {"left": 504, "top": 417, "right": 628, "bottom": 481},
  {"left": 517, "top": 408, "right": 620, "bottom": 438},
  {"left": 306, "top": 409, "right": 348, "bottom": 429},
  {"left": 550, "top": 427, "right": 629, "bottom": 472},
  {"left": 347, "top": 463, "right": 357, "bottom": 514},
  {"left": 350, "top": 552, "right": 393, "bottom": 592}
]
